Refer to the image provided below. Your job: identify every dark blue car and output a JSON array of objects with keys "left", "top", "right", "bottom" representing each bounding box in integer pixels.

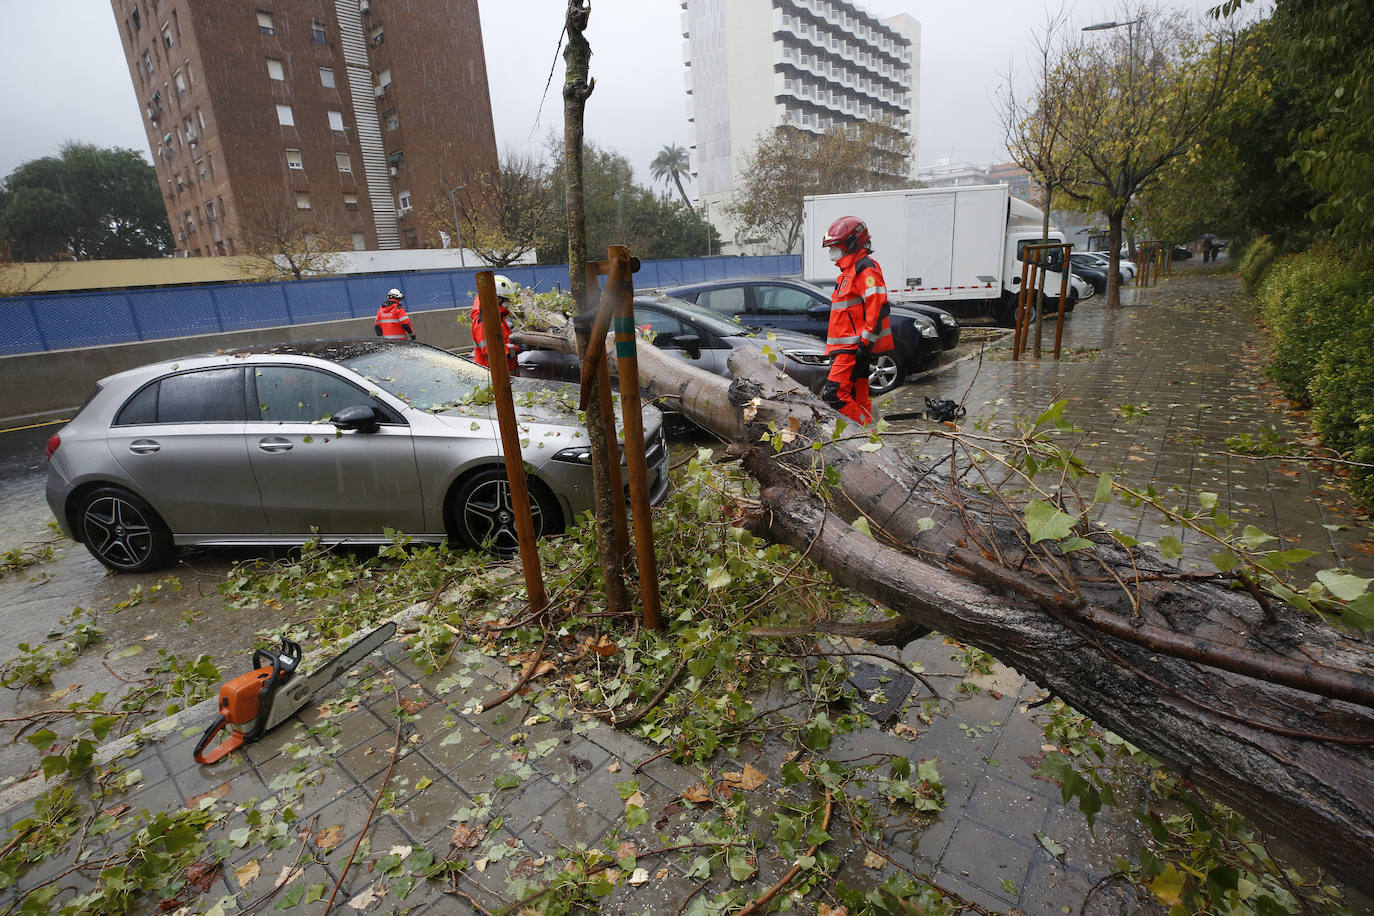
[{"left": 658, "top": 278, "right": 956, "bottom": 395}]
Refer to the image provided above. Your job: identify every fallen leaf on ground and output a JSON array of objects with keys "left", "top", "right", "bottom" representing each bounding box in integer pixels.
[
  {"left": 389, "top": 844, "right": 413, "bottom": 859},
  {"left": 681, "top": 784, "right": 711, "bottom": 804},
  {"left": 818, "top": 905, "right": 849, "bottom": 916},
  {"left": 314, "top": 825, "right": 345, "bottom": 849},
  {"left": 520, "top": 659, "right": 556, "bottom": 679},
  {"left": 628, "top": 867, "right": 650, "bottom": 886},
  {"left": 450, "top": 823, "right": 487, "bottom": 849},
  {"left": 891, "top": 723, "right": 919, "bottom": 740},
  {"left": 346, "top": 883, "right": 378, "bottom": 910},
  {"left": 626, "top": 790, "right": 646, "bottom": 808},
  {"left": 101, "top": 803, "right": 131, "bottom": 818},
  {"left": 399, "top": 697, "right": 427, "bottom": 715},
  {"left": 46, "top": 684, "right": 79, "bottom": 702},
  {"left": 607, "top": 761, "right": 621, "bottom": 773},
  {"left": 721, "top": 763, "right": 767, "bottom": 791},
  {"left": 233, "top": 860, "right": 260, "bottom": 888},
  {"left": 274, "top": 865, "right": 303, "bottom": 889},
  {"left": 863, "top": 850, "right": 888, "bottom": 869},
  {"left": 186, "top": 781, "right": 232, "bottom": 807},
  {"left": 185, "top": 861, "right": 220, "bottom": 895},
  {"left": 617, "top": 841, "right": 639, "bottom": 859}
]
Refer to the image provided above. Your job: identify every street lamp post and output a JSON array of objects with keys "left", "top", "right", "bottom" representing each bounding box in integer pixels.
[
  {"left": 1082, "top": 18, "right": 1142, "bottom": 80},
  {"left": 448, "top": 185, "right": 466, "bottom": 268},
  {"left": 703, "top": 200, "right": 711, "bottom": 256}
]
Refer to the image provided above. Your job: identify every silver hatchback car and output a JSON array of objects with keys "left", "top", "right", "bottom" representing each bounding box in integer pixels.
[{"left": 46, "top": 339, "right": 669, "bottom": 571}]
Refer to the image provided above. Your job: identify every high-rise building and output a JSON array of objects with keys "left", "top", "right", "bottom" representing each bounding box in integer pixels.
[
  {"left": 110, "top": 0, "right": 497, "bottom": 258},
  {"left": 681, "top": 0, "right": 920, "bottom": 252}
]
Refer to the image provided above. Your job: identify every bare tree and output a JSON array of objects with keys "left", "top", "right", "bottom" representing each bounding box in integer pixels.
[
  {"left": 729, "top": 117, "right": 913, "bottom": 253},
  {"left": 1053, "top": 5, "right": 1239, "bottom": 307},
  {"left": 427, "top": 148, "right": 555, "bottom": 268},
  {"left": 235, "top": 191, "right": 350, "bottom": 281}
]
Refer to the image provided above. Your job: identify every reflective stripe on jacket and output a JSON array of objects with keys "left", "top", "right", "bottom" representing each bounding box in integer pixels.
[
  {"left": 374, "top": 301, "right": 413, "bottom": 338},
  {"left": 826, "top": 250, "right": 893, "bottom": 355},
  {"left": 469, "top": 296, "right": 513, "bottom": 368}
]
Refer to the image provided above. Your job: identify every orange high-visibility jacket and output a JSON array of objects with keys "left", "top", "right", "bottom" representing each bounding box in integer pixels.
[
  {"left": 469, "top": 296, "right": 513, "bottom": 367},
  {"left": 374, "top": 300, "right": 414, "bottom": 338},
  {"left": 826, "top": 250, "right": 893, "bottom": 356}
]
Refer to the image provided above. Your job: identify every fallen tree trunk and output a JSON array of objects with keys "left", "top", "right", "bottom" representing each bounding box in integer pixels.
[{"left": 515, "top": 330, "right": 1374, "bottom": 893}]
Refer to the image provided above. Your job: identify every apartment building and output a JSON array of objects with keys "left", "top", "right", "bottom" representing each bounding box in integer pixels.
[
  {"left": 682, "top": 0, "right": 920, "bottom": 252},
  {"left": 110, "top": 0, "right": 497, "bottom": 257}
]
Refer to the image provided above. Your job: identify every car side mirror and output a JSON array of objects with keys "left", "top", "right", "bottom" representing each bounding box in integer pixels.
[
  {"left": 809, "top": 302, "right": 832, "bottom": 317},
  {"left": 333, "top": 404, "right": 380, "bottom": 433},
  {"left": 674, "top": 334, "right": 702, "bottom": 359}
]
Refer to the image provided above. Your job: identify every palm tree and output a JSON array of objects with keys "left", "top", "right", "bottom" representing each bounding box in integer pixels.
[{"left": 650, "top": 143, "right": 694, "bottom": 212}]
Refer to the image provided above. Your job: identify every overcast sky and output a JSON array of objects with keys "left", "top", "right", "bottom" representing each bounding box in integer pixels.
[{"left": 3, "top": 0, "right": 1232, "bottom": 193}]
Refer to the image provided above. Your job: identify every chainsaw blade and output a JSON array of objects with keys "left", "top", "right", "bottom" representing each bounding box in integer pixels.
[{"left": 261, "top": 621, "right": 397, "bottom": 732}]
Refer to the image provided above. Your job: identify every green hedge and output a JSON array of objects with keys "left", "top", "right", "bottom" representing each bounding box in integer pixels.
[
  {"left": 1235, "top": 236, "right": 1278, "bottom": 293},
  {"left": 1256, "top": 246, "right": 1374, "bottom": 505}
]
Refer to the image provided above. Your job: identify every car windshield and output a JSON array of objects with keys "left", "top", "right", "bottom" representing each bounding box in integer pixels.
[
  {"left": 336, "top": 346, "right": 490, "bottom": 411},
  {"left": 646, "top": 296, "right": 751, "bottom": 338}
]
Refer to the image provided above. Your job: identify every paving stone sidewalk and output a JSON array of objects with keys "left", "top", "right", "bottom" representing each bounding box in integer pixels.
[{"left": 1, "top": 262, "right": 1368, "bottom": 915}]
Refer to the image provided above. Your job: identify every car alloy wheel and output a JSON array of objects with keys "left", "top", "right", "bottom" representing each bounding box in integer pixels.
[
  {"left": 451, "top": 469, "right": 560, "bottom": 553},
  {"left": 79, "top": 487, "right": 173, "bottom": 572},
  {"left": 867, "top": 352, "right": 905, "bottom": 395}
]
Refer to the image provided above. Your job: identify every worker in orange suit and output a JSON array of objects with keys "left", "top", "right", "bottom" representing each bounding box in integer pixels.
[
  {"left": 820, "top": 216, "right": 892, "bottom": 424},
  {"left": 374, "top": 289, "right": 416, "bottom": 339},
  {"left": 469, "top": 274, "right": 519, "bottom": 375}
]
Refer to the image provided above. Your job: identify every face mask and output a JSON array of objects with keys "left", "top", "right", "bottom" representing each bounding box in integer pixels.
[{"left": 828, "top": 246, "right": 844, "bottom": 263}]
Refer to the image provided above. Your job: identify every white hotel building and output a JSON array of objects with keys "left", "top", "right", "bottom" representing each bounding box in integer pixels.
[{"left": 682, "top": 0, "right": 920, "bottom": 253}]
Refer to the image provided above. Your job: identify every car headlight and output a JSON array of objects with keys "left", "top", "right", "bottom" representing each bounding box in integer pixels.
[
  {"left": 553, "top": 444, "right": 628, "bottom": 464},
  {"left": 920, "top": 324, "right": 938, "bottom": 338},
  {"left": 783, "top": 350, "right": 830, "bottom": 366},
  {"left": 939, "top": 314, "right": 957, "bottom": 326}
]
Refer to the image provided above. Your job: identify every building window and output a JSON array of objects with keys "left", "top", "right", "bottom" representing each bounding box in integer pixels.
[
  {"left": 184, "top": 210, "right": 195, "bottom": 233},
  {"left": 143, "top": 50, "right": 154, "bottom": 74},
  {"left": 205, "top": 200, "right": 217, "bottom": 221},
  {"left": 343, "top": 193, "right": 359, "bottom": 211},
  {"left": 196, "top": 158, "right": 207, "bottom": 181},
  {"left": 378, "top": 68, "right": 392, "bottom": 91},
  {"left": 352, "top": 232, "right": 367, "bottom": 251},
  {"left": 383, "top": 108, "right": 399, "bottom": 131},
  {"left": 387, "top": 149, "right": 404, "bottom": 173},
  {"left": 311, "top": 20, "right": 327, "bottom": 43},
  {"left": 286, "top": 149, "right": 304, "bottom": 170},
  {"left": 397, "top": 190, "right": 412, "bottom": 214},
  {"left": 207, "top": 152, "right": 216, "bottom": 177},
  {"left": 256, "top": 10, "right": 274, "bottom": 35},
  {"left": 267, "top": 58, "right": 284, "bottom": 80},
  {"left": 183, "top": 115, "right": 197, "bottom": 143},
  {"left": 131, "top": 4, "right": 141, "bottom": 29},
  {"left": 161, "top": 22, "right": 174, "bottom": 48},
  {"left": 369, "top": 25, "right": 384, "bottom": 46},
  {"left": 173, "top": 69, "right": 186, "bottom": 94},
  {"left": 335, "top": 152, "right": 352, "bottom": 173},
  {"left": 327, "top": 110, "right": 345, "bottom": 131},
  {"left": 402, "top": 228, "right": 418, "bottom": 248},
  {"left": 295, "top": 192, "right": 311, "bottom": 210},
  {"left": 276, "top": 104, "right": 294, "bottom": 126},
  {"left": 319, "top": 66, "right": 335, "bottom": 88}
]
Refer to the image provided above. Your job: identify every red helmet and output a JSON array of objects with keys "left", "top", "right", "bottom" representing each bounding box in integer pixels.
[{"left": 822, "top": 216, "right": 870, "bottom": 253}]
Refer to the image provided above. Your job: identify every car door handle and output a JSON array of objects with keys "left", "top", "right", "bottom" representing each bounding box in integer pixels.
[
  {"left": 128, "top": 439, "right": 160, "bottom": 454},
  {"left": 258, "top": 437, "right": 293, "bottom": 453}
]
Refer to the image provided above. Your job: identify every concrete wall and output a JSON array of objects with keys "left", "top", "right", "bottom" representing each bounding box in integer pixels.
[{"left": 2, "top": 307, "right": 470, "bottom": 426}]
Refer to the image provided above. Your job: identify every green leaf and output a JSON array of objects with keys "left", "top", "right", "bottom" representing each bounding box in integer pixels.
[
  {"left": 275, "top": 882, "right": 305, "bottom": 909},
  {"left": 704, "top": 566, "right": 732, "bottom": 590},
  {"left": 1036, "top": 833, "right": 1065, "bottom": 858},
  {"left": 1059, "top": 537, "right": 1094, "bottom": 553},
  {"left": 415, "top": 776, "right": 433, "bottom": 792},
  {"left": 26, "top": 729, "right": 57, "bottom": 752},
  {"left": 1241, "top": 525, "right": 1277, "bottom": 547},
  {"left": 915, "top": 516, "right": 936, "bottom": 533},
  {"left": 1035, "top": 400, "right": 1066, "bottom": 427},
  {"left": 616, "top": 779, "right": 641, "bottom": 800},
  {"left": 624, "top": 804, "right": 648, "bottom": 829},
  {"left": 1211, "top": 551, "right": 1239, "bottom": 573},
  {"left": 40, "top": 756, "right": 67, "bottom": 781},
  {"left": 1093, "top": 473, "right": 1113, "bottom": 504},
  {"left": 111, "top": 645, "right": 143, "bottom": 660},
  {"left": 1339, "top": 594, "right": 1374, "bottom": 630},
  {"left": 684, "top": 856, "right": 711, "bottom": 879},
  {"left": 1024, "top": 500, "right": 1076, "bottom": 543},
  {"left": 1316, "top": 570, "right": 1373, "bottom": 601},
  {"left": 851, "top": 516, "right": 873, "bottom": 538},
  {"left": 727, "top": 847, "right": 755, "bottom": 881},
  {"left": 1149, "top": 865, "right": 1185, "bottom": 906},
  {"left": 302, "top": 884, "right": 326, "bottom": 904},
  {"left": 1198, "top": 491, "right": 1218, "bottom": 509},
  {"left": 493, "top": 773, "right": 520, "bottom": 790},
  {"left": 1159, "top": 536, "right": 1184, "bottom": 560},
  {"left": 857, "top": 442, "right": 883, "bottom": 452}
]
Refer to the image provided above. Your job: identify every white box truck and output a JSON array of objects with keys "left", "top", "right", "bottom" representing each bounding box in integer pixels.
[{"left": 802, "top": 184, "right": 1066, "bottom": 324}]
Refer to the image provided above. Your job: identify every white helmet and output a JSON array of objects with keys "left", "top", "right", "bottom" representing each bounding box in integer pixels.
[
  {"left": 387, "top": 288, "right": 403, "bottom": 300},
  {"left": 493, "top": 275, "right": 517, "bottom": 300}
]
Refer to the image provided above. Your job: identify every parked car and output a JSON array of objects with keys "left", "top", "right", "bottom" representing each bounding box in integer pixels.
[
  {"left": 1069, "top": 262, "right": 1110, "bottom": 295},
  {"left": 519, "top": 294, "right": 834, "bottom": 394},
  {"left": 658, "top": 278, "right": 950, "bottom": 395},
  {"left": 1072, "top": 250, "right": 1136, "bottom": 282},
  {"left": 45, "top": 339, "right": 669, "bottom": 571}
]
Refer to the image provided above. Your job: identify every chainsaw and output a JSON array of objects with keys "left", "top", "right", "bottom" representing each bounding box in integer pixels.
[{"left": 194, "top": 621, "right": 397, "bottom": 765}]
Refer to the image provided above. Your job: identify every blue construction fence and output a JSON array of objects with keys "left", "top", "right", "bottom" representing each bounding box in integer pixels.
[{"left": 0, "top": 254, "right": 802, "bottom": 357}]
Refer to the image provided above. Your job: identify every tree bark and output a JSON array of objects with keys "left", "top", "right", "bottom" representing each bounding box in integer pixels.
[
  {"left": 562, "top": 1, "right": 628, "bottom": 615},
  {"left": 612, "top": 339, "right": 1374, "bottom": 895}
]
